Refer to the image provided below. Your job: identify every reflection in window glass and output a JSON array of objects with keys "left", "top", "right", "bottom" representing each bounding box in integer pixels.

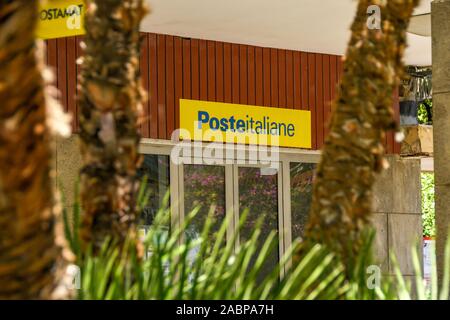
[
  {"left": 183, "top": 165, "right": 226, "bottom": 244},
  {"left": 136, "top": 155, "right": 170, "bottom": 230},
  {"left": 239, "top": 167, "right": 279, "bottom": 282},
  {"left": 290, "top": 163, "right": 316, "bottom": 240}
]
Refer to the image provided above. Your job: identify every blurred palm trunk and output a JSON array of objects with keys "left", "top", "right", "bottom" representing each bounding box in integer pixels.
[
  {"left": 303, "top": 0, "right": 419, "bottom": 271},
  {"left": 0, "top": 1, "right": 69, "bottom": 299},
  {"left": 78, "top": 0, "right": 147, "bottom": 253}
]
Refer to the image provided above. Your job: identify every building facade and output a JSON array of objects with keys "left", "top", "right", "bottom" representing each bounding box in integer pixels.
[{"left": 49, "top": 32, "right": 422, "bottom": 279}]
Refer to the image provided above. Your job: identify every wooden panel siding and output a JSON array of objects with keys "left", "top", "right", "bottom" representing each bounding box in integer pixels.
[
  {"left": 174, "top": 37, "right": 183, "bottom": 132},
  {"left": 140, "top": 33, "right": 150, "bottom": 137},
  {"left": 45, "top": 33, "right": 400, "bottom": 153},
  {"left": 149, "top": 33, "right": 158, "bottom": 139}
]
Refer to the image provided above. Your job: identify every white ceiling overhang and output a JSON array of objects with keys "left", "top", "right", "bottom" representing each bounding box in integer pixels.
[{"left": 141, "top": 0, "right": 432, "bottom": 66}]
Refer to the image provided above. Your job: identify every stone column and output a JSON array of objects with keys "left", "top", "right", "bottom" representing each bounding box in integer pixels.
[
  {"left": 432, "top": 0, "right": 450, "bottom": 279},
  {"left": 372, "top": 156, "right": 422, "bottom": 282}
]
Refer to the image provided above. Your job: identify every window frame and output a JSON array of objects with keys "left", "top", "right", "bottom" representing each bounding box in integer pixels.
[{"left": 139, "top": 138, "right": 321, "bottom": 276}]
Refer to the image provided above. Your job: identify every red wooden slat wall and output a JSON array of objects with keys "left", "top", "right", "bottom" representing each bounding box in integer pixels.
[{"left": 45, "top": 33, "right": 401, "bottom": 154}]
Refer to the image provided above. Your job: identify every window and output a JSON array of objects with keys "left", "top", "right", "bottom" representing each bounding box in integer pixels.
[
  {"left": 139, "top": 139, "right": 320, "bottom": 278},
  {"left": 290, "top": 163, "right": 316, "bottom": 240},
  {"left": 238, "top": 167, "right": 280, "bottom": 282},
  {"left": 183, "top": 164, "right": 226, "bottom": 243},
  {"left": 136, "top": 154, "right": 170, "bottom": 230}
]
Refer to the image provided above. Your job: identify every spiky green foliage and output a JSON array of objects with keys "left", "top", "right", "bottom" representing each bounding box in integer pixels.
[
  {"left": 62, "top": 194, "right": 398, "bottom": 300},
  {"left": 67, "top": 207, "right": 346, "bottom": 299},
  {"left": 388, "top": 229, "right": 450, "bottom": 301},
  {"left": 62, "top": 182, "right": 449, "bottom": 300}
]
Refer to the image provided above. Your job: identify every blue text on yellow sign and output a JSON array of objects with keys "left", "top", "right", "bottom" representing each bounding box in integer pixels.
[{"left": 179, "top": 99, "right": 312, "bottom": 149}]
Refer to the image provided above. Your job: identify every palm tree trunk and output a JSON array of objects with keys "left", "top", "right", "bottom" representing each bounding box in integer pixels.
[
  {"left": 0, "top": 0, "right": 68, "bottom": 299},
  {"left": 304, "top": 0, "right": 419, "bottom": 270},
  {"left": 78, "top": 0, "right": 148, "bottom": 253}
]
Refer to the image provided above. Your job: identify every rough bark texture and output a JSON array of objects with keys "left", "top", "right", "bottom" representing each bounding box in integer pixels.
[
  {"left": 78, "top": 0, "right": 147, "bottom": 253},
  {"left": 304, "top": 0, "right": 419, "bottom": 270},
  {"left": 0, "top": 0, "right": 68, "bottom": 299}
]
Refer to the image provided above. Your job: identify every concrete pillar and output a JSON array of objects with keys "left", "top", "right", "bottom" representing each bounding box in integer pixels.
[
  {"left": 432, "top": 0, "right": 450, "bottom": 279},
  {"left": 371, "top": 156, "right": 422, "bottom": 280}
]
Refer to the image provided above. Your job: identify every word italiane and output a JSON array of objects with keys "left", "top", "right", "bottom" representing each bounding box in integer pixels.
[
  {"left": 197, "top": 111, "right": 296, "bottom": 137},
  {"left": 40, "top": 5, "right": 84, "bottom": 21}
]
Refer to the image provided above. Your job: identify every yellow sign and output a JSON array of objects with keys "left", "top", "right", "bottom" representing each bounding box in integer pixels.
[
  {"left": 179, "top": 99, "right": 312, "bottom": 149},
  {"left": 37, "top": 0, "right": 85, "bottom": 39}
]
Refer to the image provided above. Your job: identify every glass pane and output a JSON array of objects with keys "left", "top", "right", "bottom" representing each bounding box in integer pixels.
[
  {"left": 184, "top": 165, "right": 226, "bottom": 243},
  {"left": 290, "top": 162, "right": 316, "bottom": 240},
  {"left": 136, "top": 154, "right": 170, "bottom": 229},
  {"left": 238, "top": 167, "right": 279, "bottom": 282}
]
